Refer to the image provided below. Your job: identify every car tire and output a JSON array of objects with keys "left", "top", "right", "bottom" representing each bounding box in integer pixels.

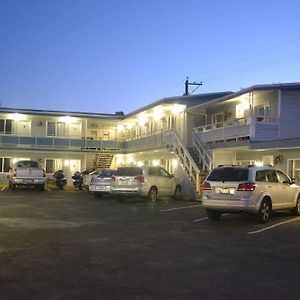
[
  {"left": 291, "top": 196, "right": 300, "bottom": 216},
  {"left": 174, "top": 185, "right": 182, "bottom": 200},
  {"left": 258, "top": 198, "right": 272, "bottom": 223},
  {"left": 206, "top": 209, "right": 221, "bottom": 221},
  {"left": 148, "top": 187, "right": 158, "bottom": 202}
]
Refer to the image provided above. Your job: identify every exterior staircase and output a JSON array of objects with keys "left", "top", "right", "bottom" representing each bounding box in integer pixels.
[
  {"left": 94, "top": 153, "right": 114, "bottom": 169},
  {"left": 168, "top": 130, "right": 209, "bottom": 198}
]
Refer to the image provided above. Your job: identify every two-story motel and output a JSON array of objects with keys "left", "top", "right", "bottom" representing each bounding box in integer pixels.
[{"left": 1, "top": 82, "right": 300, "bottom": 198}]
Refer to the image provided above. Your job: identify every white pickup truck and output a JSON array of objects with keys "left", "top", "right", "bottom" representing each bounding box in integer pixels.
[{"left": 8, "top": 160, "right": 46, "bottom": 191}]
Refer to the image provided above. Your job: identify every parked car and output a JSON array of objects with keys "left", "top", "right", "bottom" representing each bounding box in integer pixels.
[
  {"left": 82, "top": 169, "right": 99, "bottom": 189},
  {"left": 110, "top": 166, "right": 182, "bottom": 201},
  {"left": 202, "top": 165, "right": 300, "bottom": 223},
  {"left": 89, "top": 169, "right": 116, "bottom": 198},
  {"left": 8, "top": 160, "right": 46, "bottom": 191}
]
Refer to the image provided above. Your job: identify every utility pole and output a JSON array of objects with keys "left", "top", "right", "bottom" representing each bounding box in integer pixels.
[{"left": 184, "top": 77, "right": 203, "bottom": 96}]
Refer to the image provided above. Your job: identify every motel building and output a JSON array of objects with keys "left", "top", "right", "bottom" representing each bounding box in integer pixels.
[{"left": 1, "top": 82, "right": 300, "bottom": 199}]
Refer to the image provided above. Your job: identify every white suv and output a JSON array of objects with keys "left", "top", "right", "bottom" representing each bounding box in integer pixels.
[
  {"left": 111, "top": 166, "right": 182, "bottom": 201},
  {"left": 202, "top": 165, "right": 300, "bottom": 223}
]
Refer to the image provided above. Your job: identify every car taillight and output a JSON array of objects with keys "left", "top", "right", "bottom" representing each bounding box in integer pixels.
[
  {"left": 202, "top": 182, "right": 211, "bottom": 190},
  {"left": 134, "top": 175, "right": 144, "bottom": 183},
  {"left": 111, "top": 176, "right": 116, "bottom": 182},
  {"left": 13, "top": 169, "right": 17, "bottom": 177},
  {"left": 237, "top": 183, "right": 256, "bottom": 191}
]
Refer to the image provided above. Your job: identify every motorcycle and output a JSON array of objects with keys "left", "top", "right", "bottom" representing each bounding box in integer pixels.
[
  {"left": 53, "top": 170, "right": 67, "bottom": 189},
  {"left": 72, "top": 171, "right": 84, "bottom": 190}
]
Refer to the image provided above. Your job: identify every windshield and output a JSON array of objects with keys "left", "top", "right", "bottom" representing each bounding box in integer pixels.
[{"left": 207, "top": 167, "right": 249, "bottom": 182}]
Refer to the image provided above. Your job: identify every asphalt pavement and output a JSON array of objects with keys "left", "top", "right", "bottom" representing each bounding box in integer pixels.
[{"left": 0, "top": 188, "right": 300, "bottom": 299}]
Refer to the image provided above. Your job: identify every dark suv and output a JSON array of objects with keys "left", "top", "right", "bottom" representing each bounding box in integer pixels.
[{"left": 202, "top": 165, "right": 300, "bottom": 223}]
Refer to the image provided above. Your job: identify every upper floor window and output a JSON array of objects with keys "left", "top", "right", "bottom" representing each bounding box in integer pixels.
[
  {"left": 0, "top": 119, "right": 13, "bottom": 134},
  {"left": 254, "top": 104, "right": 270, "bottom": 122}
]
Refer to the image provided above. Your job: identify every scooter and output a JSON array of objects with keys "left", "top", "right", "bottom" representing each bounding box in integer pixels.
[
  {"left": 72, "top": 171, "right": 84, "bottom": 190},
  {"left": 53, "top": 170, "right": 67, "bottom": 190}
]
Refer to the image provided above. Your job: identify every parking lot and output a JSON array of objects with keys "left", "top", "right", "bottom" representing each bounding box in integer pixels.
[{"left": 0, "top": 188, "right": 300, "bottom": 299}]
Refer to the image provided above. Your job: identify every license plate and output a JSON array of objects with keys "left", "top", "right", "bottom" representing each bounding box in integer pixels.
[
  {"left": 96, "top": 186, "right": 107, "bottom": 191},
  {"left": 119, "top": 179, "right": 129, "bottom": 185},
  {"left": 215, "top": 187, "right": 235, "bottom": 194}
]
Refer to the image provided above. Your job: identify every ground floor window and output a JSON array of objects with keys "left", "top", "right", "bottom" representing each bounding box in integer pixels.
[
  {"left": 46, "top": 159, "right": 56, "bottom": 173},
  {"left": 288, "top": 159, "right": 300, "bottom": 184},
  {"left": 0, "top": 158, "right": 11, "bottom": 172}
]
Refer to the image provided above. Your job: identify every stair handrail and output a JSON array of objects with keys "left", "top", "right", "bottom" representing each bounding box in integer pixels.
[
  {"left": 167, "top": 130, "right": 201, "bottom": 193},
  {"left": 192, "top": 129, "right": 212, "bottom": 171}
]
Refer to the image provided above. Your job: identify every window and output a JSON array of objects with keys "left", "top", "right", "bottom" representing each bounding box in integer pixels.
[
  {"left": 207, "top": 167, "right": 249, "bottom": 182},
  {"left": 255, "top": 170, "right": 268, "bottom": 182},
  {"left": 57, "top": 122, "right": 66, "bottom": 136},
  {"left": 47, "top": 122, "right": 56, "bottom": 136},
  {"left": 0, "top": 119, "right": 13, "bottom": 134},
  {"left": 159, "top": 168, "right": 170, "bottom": 177},
  {"left": 276, "top": 170, "right": 291, "bottom": 184},
  {"left": 46, "top": 159, "right": 55, "bottom": 173},
  {"left": 0, "top": 158, "right": 12, "bottom": 172},
  {"left": 266, "top": 170, "right": 278, "bottom": 183},
  {"left": 288, "top": 159, "right": 300, "bottom": 184},
  {"left": 254, "top": 104, "right": 270, "bottom": 122}
]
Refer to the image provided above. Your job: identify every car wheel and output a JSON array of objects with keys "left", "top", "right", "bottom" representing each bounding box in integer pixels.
[
  {"left": 148, "top": 187, "right": 158, "bottom": 202},
  {"left": 206, "top": 209, "right": 222, "bottom": 221},
  {"left": 174, "top": 185, "right": 182, "bottom": 200},
  {"left": 291, "top": 196, "right": 300, "bottom": 216},
  {"left": 258, "top": 198, "right": 271, "bottom": 223}
]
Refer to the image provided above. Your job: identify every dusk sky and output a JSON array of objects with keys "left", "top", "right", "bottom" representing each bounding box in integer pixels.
[{"left": 1, "top": 0, "right": 300, "bottom": 114}]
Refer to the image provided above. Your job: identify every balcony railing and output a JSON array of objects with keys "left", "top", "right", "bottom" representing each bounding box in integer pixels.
[
  {"left": 0, "top": 135, "right": 123, "bottom": 151},
  {"left": 193, "top": 116, "right": 279, "bottom": 143}
]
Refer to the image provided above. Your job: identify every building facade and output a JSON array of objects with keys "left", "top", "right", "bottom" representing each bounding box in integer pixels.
[{"left": 1, "top": 82, "right": 300, "bottom": 198}]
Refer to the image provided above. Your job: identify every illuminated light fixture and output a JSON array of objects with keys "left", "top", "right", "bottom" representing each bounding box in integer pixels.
[
  {"left": 137, "top": 161, "right": 144, "bottom": 167},
  {"left": 172, "top": 159, "right": 178, "bottom": 168},
  {"left": 172, "top": 104, "right": 185, "bottom": 115},
  {"left": 255, "top": 161, "right": 264, "bottom": 167},
  {"left": 153, "top": 107, "right": 164, "bottom": 121},
  {"left": 127, "top": 123, "right": 134, "bottom": 129},
  {"left": 152, "top": 159, "right": 160, "bottom": 166},
  {"left": 138, "top": 114, "right": 148, "bottom": 126},
  {"left": 10, "top": 113, "right": 26, "bottom": 121},
  {"left": 117, "top": 124, "right": 125, "bottom": 132},
  {"left": 126, "top": 155, "right": 134, "bottom": 165},
  {"left": 60, "top": 116, "right": 76, "bottom": 123}
]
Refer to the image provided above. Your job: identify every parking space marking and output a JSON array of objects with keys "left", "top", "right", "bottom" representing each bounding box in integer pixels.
[
  {"left": 193, "top": 217, "right": 208, "bottom": 222},
  {"left": 160, "top": 204, "right": 201, "bottom": 212},
  {"left": 1, "top": 187, "right": 6, "bottom": 191},
  {"left": 248, "top": 217, "right": 300, "bottom": 235}
]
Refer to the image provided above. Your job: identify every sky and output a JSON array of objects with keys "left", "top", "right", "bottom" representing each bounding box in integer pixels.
[{"left": 1, "top": 0, "right": 300, "bottom": 114}]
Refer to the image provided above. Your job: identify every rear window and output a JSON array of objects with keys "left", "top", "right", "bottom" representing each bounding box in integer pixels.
[
  {"left": 207, "top": 167, "right": 249, "bottom": 182},
  {"left": 98, "top": 170, "right": 115, "bottom": 177},
  {"left": 16, "top": 161, "right": 40, "bottom": 168},
  {"left": 115, "top": 167, "right": 143, "bottom": 176}
]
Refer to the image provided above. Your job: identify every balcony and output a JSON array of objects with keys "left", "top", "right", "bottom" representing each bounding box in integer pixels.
[
  {"left": 0, "top": 135, "right": 123, "bottom": 151},
  {"left": 194, "top": 116, "right": 279, "bottom": 144}
]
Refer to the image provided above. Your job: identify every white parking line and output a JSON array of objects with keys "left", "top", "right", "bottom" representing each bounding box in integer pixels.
[
  {"left": 248, "top": 217, "right": 300, "bottom": 235},
  {"left": 193, "top": 217, "right": 208, "bottom": 222},
  {"left": 1, "top": 187, "right": 6, "bottom": 191},
  {"left": 160, "top": 204, "right": 201, "bottom": 212}
]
